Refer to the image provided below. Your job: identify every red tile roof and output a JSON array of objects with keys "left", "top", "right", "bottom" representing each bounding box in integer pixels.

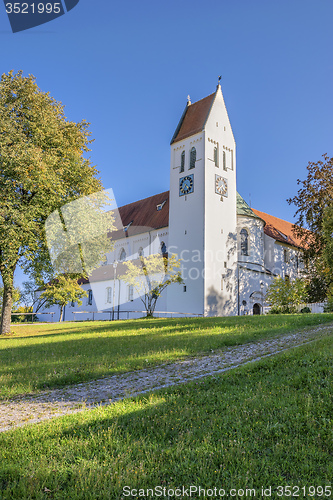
[
  {"left": 110, "top": 191, "right": 307, "bottom": 250},
  {"left": 252, "top": 208, "right": 309, "bottom": 248},
  {"left": 109, "top": 191, "right": 169, "bottom": 240},
  {"left": 171, "top": 93, "right": 215, "bottom": 144}
]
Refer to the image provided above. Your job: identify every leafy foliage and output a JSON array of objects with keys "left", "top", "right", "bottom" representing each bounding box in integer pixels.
[
  {"left": 322, "top": 205, "right": 333, "bottom": 271},
  {"left": 265, "top": 276, "right": 308, "bottom": 313},
  {"left": 120, "top": 253, "right": 183, "bottom": 316},
  {"left": 0, "top": 70, "right": 109, "bottom": 334},
  {"left": 0, "top": 285, "right": 21, "bottom": 311},
  {"left": 39, "top": 275, "right": 88, "bottom": 322},
  {"left": 288, "top": 154, "right": 333, "bottom": 300}
]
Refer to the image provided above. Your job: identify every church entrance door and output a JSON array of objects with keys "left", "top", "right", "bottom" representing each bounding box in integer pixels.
[{"left": 253, "top": 303, "right": 261, "bottom": 315}]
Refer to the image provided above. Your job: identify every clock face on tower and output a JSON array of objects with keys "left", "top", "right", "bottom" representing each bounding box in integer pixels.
[
  {"left": 215, "top": 175, "right": 228, "bottom": 197},
  {"left": 179, "top": 174, "right": 194, "bottom": 196}
]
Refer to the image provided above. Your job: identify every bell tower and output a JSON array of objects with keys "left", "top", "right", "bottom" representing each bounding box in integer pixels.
[{"left": 167, "top": 82, "right": 238, "bottom": 316}]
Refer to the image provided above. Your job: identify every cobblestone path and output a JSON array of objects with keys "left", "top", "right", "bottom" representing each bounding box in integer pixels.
[{"left": 0, "top": 323, "right": 332, "bottom": 432}]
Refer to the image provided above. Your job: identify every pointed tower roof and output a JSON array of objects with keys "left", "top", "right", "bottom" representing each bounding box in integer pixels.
[
  {"left": 236, "top": 193, "right": 261, "bottom": 219},
  {"left": 170, "top": 92, "right": 215, "bottom": 144}
]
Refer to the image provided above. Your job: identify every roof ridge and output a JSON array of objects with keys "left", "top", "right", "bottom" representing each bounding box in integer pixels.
[
  {"left": 118, "top": 191, "right": 169, "bottom": 211},
  {"left": 252, "top": 208, "right": 294, "bottom": 226},
  {"left": 190, "top": 91, "right": 215, "bottom": 106}
]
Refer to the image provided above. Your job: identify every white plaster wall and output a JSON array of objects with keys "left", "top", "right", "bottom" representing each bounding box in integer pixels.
[
  {"left": 271, "top": 242, "right": 301, "bottom": 279},
  {"left": 204, "top": 86, "right": 237, "bottom": 316},
  {"left": 105, "top": 228, "right": 169, "bottom": 264},
  {"left": 237, "top": 215, "right": 265, "bottom": 268},
  {"left": 167, "top": 132, "right": 205, "bottom": 315}
]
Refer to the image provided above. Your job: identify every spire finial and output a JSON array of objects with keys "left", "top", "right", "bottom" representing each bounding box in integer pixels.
[
  {"left": 187, "top": 94, "right": 191, "bottom": 105},
  {"left": 217, "top": 75, "right": 222, "bottom": 89}
]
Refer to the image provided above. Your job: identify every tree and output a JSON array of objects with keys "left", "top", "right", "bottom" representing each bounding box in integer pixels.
[
  {"left": 21, "top": 279, "right": 49, "bottom": 314},
  {"left": 39, "top": 275, "right": 88, "bottom": 322},
  {"left": 288, "top": 154, "right": 333, "bottom": 300},
  {"left": 265, "top": 276, "right": 308, "bottom": 314},
  {"left": 0, "top": 285, "right": 21, "bottom": 312},
  {"left": 120, "top": 254, "right": 183, "bottom": 317},
  {"left": 322, "top": 205, "right": 333, "bottom": 271},
  {"left": 0, "top": 71, "right": 113, "bottom": 334}
]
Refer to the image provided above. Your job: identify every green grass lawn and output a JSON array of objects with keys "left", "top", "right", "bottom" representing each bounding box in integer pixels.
[
  {"left": 0, "top": 333, "right": 332, "bottom": 499},
  {"left": 1, "top": 314, "right": 333, "bottom": 399}
]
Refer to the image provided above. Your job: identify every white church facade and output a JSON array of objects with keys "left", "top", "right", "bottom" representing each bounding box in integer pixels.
[{"left": 37, "top": 84, "right": 305, "bottom": 322}]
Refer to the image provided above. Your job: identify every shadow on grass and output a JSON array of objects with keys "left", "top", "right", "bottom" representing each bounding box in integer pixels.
[
  {"left": 0, "top": 336, "right": 332, "bottom": 497},
  {"left": 0, "top": 315, "right": 333, "bottom": 397}
]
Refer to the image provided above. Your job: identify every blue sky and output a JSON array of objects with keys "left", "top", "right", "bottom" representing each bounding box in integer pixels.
[{"left": 1, "top": 0, "right": 332, "bottom": 284}]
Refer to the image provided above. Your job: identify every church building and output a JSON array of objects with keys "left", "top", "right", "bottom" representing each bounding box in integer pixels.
[{"left": 37, "top": 83, "right": 305, "bottom": 321}]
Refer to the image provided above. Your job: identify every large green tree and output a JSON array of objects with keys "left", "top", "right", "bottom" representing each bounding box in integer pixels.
[
  {"left": 0, "top": 71, "right": 110, "bottom": 334},
  {"left": 288, "top": 154, "right": 333, "bottom": 301}
]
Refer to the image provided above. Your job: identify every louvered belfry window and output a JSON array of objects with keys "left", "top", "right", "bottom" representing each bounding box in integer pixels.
[
  {"left": 189, "top": 147, "right": 196, "bottom": 169},
  {"left": 180, "top": 151, "right": 185, "bottom": 172},
  {"left": 214, "top": 146, "right": 219, "bottom": 167}
]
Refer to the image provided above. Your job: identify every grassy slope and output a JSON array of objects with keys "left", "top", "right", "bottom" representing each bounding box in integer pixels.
[
  {"left": 1, "top": 314, "right": 333, "bottom": 399},
  {"left": 0, "top": 334, "right": 332, "bottom": 499}
]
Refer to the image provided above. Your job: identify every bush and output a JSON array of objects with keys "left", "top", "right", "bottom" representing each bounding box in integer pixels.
[
  {"left": 300, "top": 306, "right": 311, "bottom": 314},
  {"left": 324, "top": 301, "right": 333, "bottom": 313},
  {"left": 265, "top": 277, "right": 308, "bottom": 314}
]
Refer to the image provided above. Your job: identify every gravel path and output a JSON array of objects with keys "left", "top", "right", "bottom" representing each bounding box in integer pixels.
[{"left": 0, "top": 323, "right": 332, "bottom": 433}]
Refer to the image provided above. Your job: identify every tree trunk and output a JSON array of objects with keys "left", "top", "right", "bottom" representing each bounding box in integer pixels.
[
  {"left": 0, "top": 280, "right": 13, "bottom": 335},
  {"left": 59, "top": 305, "right": 64, "bottom": 322}
]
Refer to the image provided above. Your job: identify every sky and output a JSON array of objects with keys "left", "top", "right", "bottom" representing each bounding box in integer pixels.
[{"left": 0, "top": 0, "right": 332, "bottom": 285}]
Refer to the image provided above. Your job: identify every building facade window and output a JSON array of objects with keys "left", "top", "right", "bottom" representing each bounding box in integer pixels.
[
  {"left": 119, "top": 248, "right": 126, "bottom": 261},
  {"left": 180, "top": 151, "right": 185, "bottom": 173},
  {"left": 284, "top": 249, "right": 289, "bottom": 263},
  {"left": 223, "top": 150, "right": 226, "bottom": 170},
  {"left": 240, "top": 228, "right": 249, "bottom": 256},
  {"left": 128, "top": 285, "right": 134, "bottom": 301},
  {"left": 106, "top": 286, "right": 112, "bottom": 304},
  {"left": 189, "top": 147, "right": 196, "bottom": 169},
  {"left": 161, "top": 241, "right": 167, "bottom": 254},
  {"left": 214, "top": 145, "right": 219, "bottom": 167},
  {"left": 138, "top": 247, "right": 144, "bottom": 258},
  {"left": 88, "top": 289, "right": 93, "bottom": 305}
]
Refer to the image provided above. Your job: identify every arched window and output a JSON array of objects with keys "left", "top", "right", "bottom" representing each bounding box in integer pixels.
[
  {"left": 138, "top": 247, "right": 144, "bottom": 258},
  {"left": 119, "top": 248, "right": 126, "bottom": 261},
  {"left": 106, "top": 286, "right": 112, "bottom": 304},
  {"left": 223, "top": 150, "right": 226, "bottom": 170},
  {"left": 189, "top": 147, "right": 196, "bottom": 169},
  {"left": 240, "top": 229, "right": 249, "bottom": 256},
  {"left": 180, "top": 151, "right": 185, "bottom": 173},
  {"left": 284, "top": 249, "right": 289, "bottom": 263},
  {"left": 87, "top": 290, "right": 93, "bottom": 305},
  {"left": 161, "top": 241, "right": 167, "bottom": 254}
]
